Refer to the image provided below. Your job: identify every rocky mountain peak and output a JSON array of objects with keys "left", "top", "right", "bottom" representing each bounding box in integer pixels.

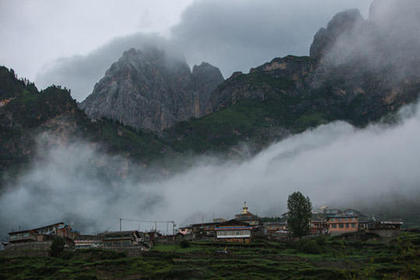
[
  {"left": 310, "top": 9, "right": 364, "bottom": 62},
  {"left": 191, "top": 62, "right": 224, "bottom": 117},
  {"left": 80, "top": 47, "right": 224, "bottom": 132},
  {"left": 192, "top": 62, "right": 223, "bottom": 80}
]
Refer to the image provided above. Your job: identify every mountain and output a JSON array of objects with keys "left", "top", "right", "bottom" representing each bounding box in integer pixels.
[
  {"left": 80, "top": 48, "right": 224, "bottom": 132},
  {"left": 76, "top": 1, "right": 420, "bottom": 154},
  {"left": 162, "top": 4, "right": 420, "bottom": 154},
  {"left": 2, "top": 0, "right": 420, "bottom": 186}
]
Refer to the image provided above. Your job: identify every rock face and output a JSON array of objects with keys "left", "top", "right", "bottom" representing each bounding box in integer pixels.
[
  {"left": 191, "top": 62, "right": 224, "bottom": 117},
  {"left": 206, "top": 56, "right": 315, "bottom": 113},
  {"left": 80, "top": 48, "right": 224, "bottom": 132},
  {"left": 309, "top": 9, "right": 364, "bottom": 62}
]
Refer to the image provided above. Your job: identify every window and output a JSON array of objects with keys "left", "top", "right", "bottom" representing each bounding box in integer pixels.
[
  {"left": 332, "top": 224, "right": 337, "bottom": 228},
  {"left": 346, "top": 223, "right": 349, "bottom": 228},
  {"left": 351, "top": 224, "right": 356, "bottom": 228},
  {"left": 339, "top": 224, "right": 344, "bottom": 228}
]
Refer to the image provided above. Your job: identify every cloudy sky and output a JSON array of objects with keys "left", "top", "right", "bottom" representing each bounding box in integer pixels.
[{"left": 0, "top": 0, "right": 371, "bottom": 100}]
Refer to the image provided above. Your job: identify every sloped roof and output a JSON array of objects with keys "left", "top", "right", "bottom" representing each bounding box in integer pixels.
[
  {"left": 217, "top": 219, "right": 250, "bottom": 227},
  {"left": 9, "top": 222, "right": 65, "bottom": 235}
]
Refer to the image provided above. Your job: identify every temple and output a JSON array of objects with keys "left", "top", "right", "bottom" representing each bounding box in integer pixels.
[{"left": 234, "top": 202, "right": 260, "bottom": 226}]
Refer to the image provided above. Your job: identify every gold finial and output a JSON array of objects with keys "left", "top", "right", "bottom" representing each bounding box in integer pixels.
[{"left": 241, "top": 201, "right": 249, "bottom": 214}]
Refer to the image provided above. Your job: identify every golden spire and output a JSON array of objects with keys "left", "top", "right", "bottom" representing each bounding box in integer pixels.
[{"left": 241, "top": 201, "right": 249, "bottom": 214}]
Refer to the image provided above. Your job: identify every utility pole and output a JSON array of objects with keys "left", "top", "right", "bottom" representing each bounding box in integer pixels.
[{"left": 119, "top": 218, "right": 122, "bottom": 232}]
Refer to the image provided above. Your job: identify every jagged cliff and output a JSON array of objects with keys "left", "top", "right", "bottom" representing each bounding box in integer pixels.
[{"left": 80, "top": 48, "right": 224, "bottom": 132}]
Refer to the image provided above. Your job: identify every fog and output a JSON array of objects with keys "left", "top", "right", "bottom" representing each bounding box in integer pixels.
[
  {"left": 34, "top": 0, "right": 370, "bottom": 101},
  {"left": 323, "top": 0, "right": 420, "bottom": 82},
  {"left": 1, "top": 102, "right": 420, "bottom": 236},
  {"left": 36, "top": 34, "right": 174, "bottom": 101}
]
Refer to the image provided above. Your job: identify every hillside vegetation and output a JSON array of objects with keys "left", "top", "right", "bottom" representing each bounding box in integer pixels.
[{"left": 1, "top": 232, "right": 419, "bottom": 279}]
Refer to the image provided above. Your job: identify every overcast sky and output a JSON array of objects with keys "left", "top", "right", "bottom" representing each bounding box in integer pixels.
[
  {"left": 0, "top": 0, "right": 193, "bottom": 80},
  {"left": 0, "top": 0, "right": 371, "bottom": 100}
]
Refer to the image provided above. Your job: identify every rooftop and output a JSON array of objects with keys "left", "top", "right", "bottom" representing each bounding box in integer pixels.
[{"left": 8, "top": 222, "right": 65, "bottom": 235}]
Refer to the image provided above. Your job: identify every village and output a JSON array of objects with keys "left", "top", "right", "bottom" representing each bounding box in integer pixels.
[{"left": 1, "top": 202, "right": 404, "bottom": 256}]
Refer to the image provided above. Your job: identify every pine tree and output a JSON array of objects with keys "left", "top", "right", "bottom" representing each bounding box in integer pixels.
[{"left": 287, "top": 191, "right": 312, "bottom": 238}]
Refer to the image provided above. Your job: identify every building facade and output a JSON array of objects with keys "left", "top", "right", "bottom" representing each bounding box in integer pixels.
[
  {"left": 100, "top": 231, "right": 148, "bottom": 248},
  {"left": 215, "top": 220, "right": 253, "bottom": 243},
  {"left": 327, "top": 216, "right": 359, "bottom": 235},
  {"left": 74, "top": 235, "right": 102, "bottom": 249}
]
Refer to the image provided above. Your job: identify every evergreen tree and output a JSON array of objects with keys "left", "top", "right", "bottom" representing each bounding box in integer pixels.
[{"left": 287, "top": 191, "right": 312, "bottom": 238}]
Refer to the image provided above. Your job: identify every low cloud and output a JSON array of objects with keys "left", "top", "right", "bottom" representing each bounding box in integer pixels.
[
  {"left": 36, "top": 33, "right": 170, "bottom": 101},
  {"left": 173, "top": 0, "right": 370, "bottom": 77},
  {"left": 1, "top": 102, "right": 420, "bottom": 237},
  {"left": 323, "top": 0, "right": 420, "bottom": 82}
]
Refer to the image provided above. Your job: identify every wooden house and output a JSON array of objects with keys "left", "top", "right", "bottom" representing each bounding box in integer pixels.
[{"left": 215, "top": 220, "right": 253, "bottom": 243}]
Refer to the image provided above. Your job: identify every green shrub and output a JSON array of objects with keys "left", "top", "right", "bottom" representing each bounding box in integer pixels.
[
  {"left": 296, "top": 239, "right": 323, "bottom": 254},
  {"left": 315, "top": 235, "right": 327, "bottom": 246},
  {"left": 50, "top": 237, "right": 65, "bottom": 257},
  {"left": 180, "top": 240, "right": 190, "bottom": 248}
]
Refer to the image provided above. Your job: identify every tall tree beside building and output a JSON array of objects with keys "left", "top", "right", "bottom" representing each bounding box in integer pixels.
[{"left": 287, "top": 191, "right": 312, "bottom": 238}]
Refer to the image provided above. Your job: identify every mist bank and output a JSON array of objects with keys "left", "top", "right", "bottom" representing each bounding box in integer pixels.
[{"left": 1, "top": 101, "right": 420, "bottom": 237}]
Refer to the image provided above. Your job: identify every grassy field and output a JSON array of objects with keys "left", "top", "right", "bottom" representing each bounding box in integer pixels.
[{"left": 1, "top": 232, "right": 420, "bottom": 280}]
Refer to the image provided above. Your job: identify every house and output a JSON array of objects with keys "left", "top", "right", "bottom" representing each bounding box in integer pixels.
[
  {"left": 178, "top": 226, "right": 193, "bottom": 240},
  {"left": 263, "top": 221, "right": 288, "bottom": 240},
  {"left": 369, "top": 221, "right": 403, "bottom": 237},
  {"left": 190, "top": 222, "right": 220, "bottom": 239},
  {"left": 99, "top": 231, "right": 148, "bottom": 249},
  {"left": 6, "top": 222, "right": 77, "bottom": 251},
  {"left": 327, "top": 216, "right": 359, "bottom": 235},
  {"left": 324, "top": 208, "right": 342, "bottom": 217},
  {"left": 215, "top": 220, "right": 254, "bottom": 243},
  {"left": 234, "top": 202, "right": 260, "bottom": 226},
  {"left": 74, "top": 235, "right": 102, "bottom": 249},
  {"left": 358, "top": 216, "right": 377, "bottom": 231},
  {"left": 8, "top": 222, "right": 77, "bottom": 244},
  {"left": 178, "top": 226, "right": 192, "bottom": 236},
  {"left": 310, "top": 214, "right": 328, "bottom": 235},
  {"left": 360, "top": 220, "right": 403, "bottom": 238},
  {"left": 263, "top": 221, "right": 287, "bottom": 234}
]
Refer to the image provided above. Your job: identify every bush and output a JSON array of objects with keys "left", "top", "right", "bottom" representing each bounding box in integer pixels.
[
  {"left": 296, "top": 239, "right": 323, "bottom": 254},
  {"left": 315, "top": 235, "right": 327, "bottom": 246},
  {"left": 50, "top": 237, "right": 65, "bottom": 257},
  {"left": 180, "top": 240, "right": 190, "bottom": 248}
]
